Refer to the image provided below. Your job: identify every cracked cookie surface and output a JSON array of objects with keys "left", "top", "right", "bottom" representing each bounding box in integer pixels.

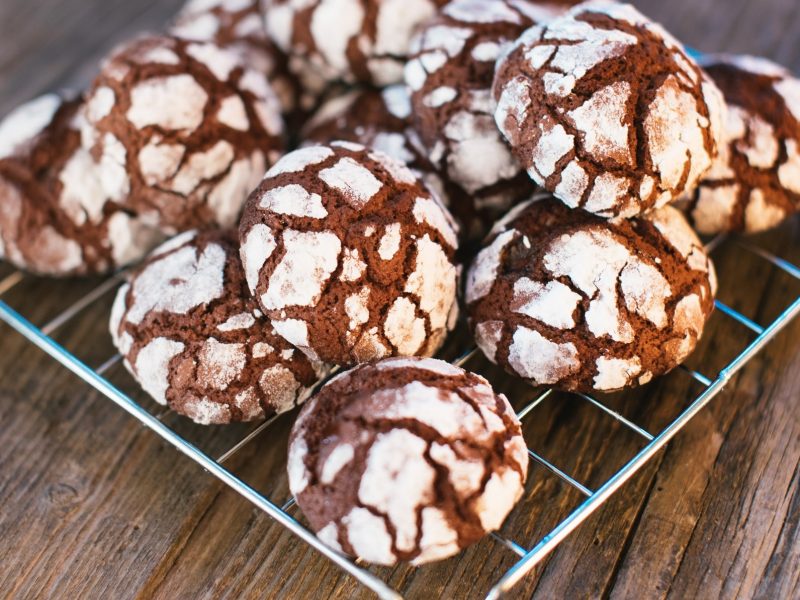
[
  {"left": 239, "top": 142, "right": 460, "bottom": 366},
  {"left": 492, "top": 1, "right": 725, "bottom": 218},
  {"left": 0, "top": 93, "right": 162, "bottom": 276},
  {"left": 404, "top": 0, "right": 556, "bottom": 223},
  {"left": 466, "top": 195, "right": 717, "bottom": 393},
  {"left": 82, "top": 34, "right": 285, "bottom": 234},
  {"left": 288, "top": 357, "right": 528, "bottom": 565},
  {"left": 110, "top": 229, "right": 326, "bottom": 425},
  {"left": 263, "top": 0, "right": 448, "bottom": 86},
  {"left": 684, "top": 54, "right": 800, "bottom": 234}
]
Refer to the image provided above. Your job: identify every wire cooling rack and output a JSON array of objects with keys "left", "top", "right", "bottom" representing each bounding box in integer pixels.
[{"left": 0, "top": 233, "right": 799, "bottom": 599}]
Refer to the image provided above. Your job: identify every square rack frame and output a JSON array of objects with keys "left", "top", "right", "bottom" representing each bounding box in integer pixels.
[{"left": 1, "top": 235, "right": 798, "bottom": 599}]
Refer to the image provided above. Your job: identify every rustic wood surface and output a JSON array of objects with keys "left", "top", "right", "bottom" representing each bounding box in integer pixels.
[{"left": 0, "top": 1, "right": 798, "bottom": 598}]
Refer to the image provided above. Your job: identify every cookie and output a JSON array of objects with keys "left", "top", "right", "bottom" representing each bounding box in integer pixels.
[
  {"left": 110, "top": 229, "right": 326, "bottom": 425},
  {"left": 404, "top": 0, "right": 555, "bottom": 218},
  {"left": 492, "top": 1, "right": 726, "bottom": 218},
  {"left": 288, "top": 357, "right": 528, "bottom": 565},
  {"left": 263, "top": 0, "right": 447, "bottom": 86},
  {"left": 82, "top": 34, "right": 285, "bottom": 234},
  {"left": 684, "top": 55, "right": 800, "bottom": 234},
  {"left": 238, "top": 142, "right": 460, "bottom": 366},
  {"left": 466, "top": 195, "right": 717, "bottom": 393},
  {"left": 0, "top": 93, "right": 162, "bottom": 276}
]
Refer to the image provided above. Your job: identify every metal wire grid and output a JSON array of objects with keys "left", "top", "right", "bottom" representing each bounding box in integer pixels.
[{"left": 0, "top": 235, "right": 799, "bottom": 600}]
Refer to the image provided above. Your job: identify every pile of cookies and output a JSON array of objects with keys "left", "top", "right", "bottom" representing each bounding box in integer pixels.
[{"left": 2, "top": 0, "right": 799, "bottom": 566}]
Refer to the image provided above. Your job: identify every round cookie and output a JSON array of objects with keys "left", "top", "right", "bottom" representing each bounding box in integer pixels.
[
  {"left": 110, "top": 229, "right": 326, "bottom": 425},
  {"left": 685, "top": 55, "right": 800, "bottom": 234},
  {"left": 0, "top": 93, "right": 162, "bottom": 276},
  {"left": 288, "top": 357, "right": 529, "bottom": 565},
  {"left": 466, "top": 195, "right": 717, "bottom": 393},
  {"left": 492, "top": 1, "right": 726, "bottom": 218},
  {"left": 404, "top": 0, "right": 555, "bottom": 216},
  {"left": 82, "top": 34, "right": 285, "bottom": 234},
  {"left": 238, "top": 142, "right": 460, "bottom": 366},
  {"left": 263, "top": 0, "right": 448, "bottom": 86}
]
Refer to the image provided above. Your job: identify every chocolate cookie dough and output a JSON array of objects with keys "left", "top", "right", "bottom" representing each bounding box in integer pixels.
[
  {"left": 685, "top": 54, "right": 800, "bottom": 234},
  {"left": 466, "top": 195, "right": 717, "bottom": 393},
  {"left": 0, "top": 93, "right": 162, "bottom": 276},
  {"left": 239, "top": 142, "right": 460, "bottom": 366},
  {"left": 82, "top": 34, "right": 285, "bottom": 234},
  {"left": 288, "top": 357, "right": 528, "bottom": 565},
  {"left": 110, "top": 229, "right": 326, "bottom": 424},
  {"left": 493, "top": 2, "right": 726, "bottom": 218}
]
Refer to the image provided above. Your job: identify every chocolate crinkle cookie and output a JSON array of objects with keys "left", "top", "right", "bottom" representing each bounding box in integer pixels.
[
  {"left": 404, "top": 0, "right": 555, "bottom": 221},
  {"left": 239, "top": 142, "right": 460, "bottom": 367},
  {"left": 288, "top": 357, "right": 528, "bottom": 565},
  {"left": 684, "top": 54, "right": 800, "bottom": 234},
  {"left": 493, "top": 1, "right": 726, "bottom": 218},
  {"left": 170, "top": 0, "right": 305, "bottom": 119},
  {"left": 263, "top": 0, "right": 448, "bottom": 86},
  {"left": 81, "top": 34, "right": 285, "bottom": 234},
  {"left": 466, "top": 195, "right": 717, "bottom": 393},
  {"left": 0, "top": 93, "right": 162, "bottom": 276},
  {"left": 110, "top": 229, "right": 326, "bottom": 425}
]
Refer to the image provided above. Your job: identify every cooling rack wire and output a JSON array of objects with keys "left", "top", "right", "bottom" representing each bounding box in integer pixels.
[{"left": 1, "top": 233, "right": 799, "bottom": 600}]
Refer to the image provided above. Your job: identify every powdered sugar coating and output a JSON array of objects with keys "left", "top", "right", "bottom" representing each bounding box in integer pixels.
[
  {"left": 467, "top": 196, "right": 716, "bottom": 392},
  {"left": 288, "top": 357, "right": 528, "bottom": 565},
  {"left": 0, "top": 93, "right": 163, "bottom": 276},
  {"left": 239, "top": 143, "right": 459, "bottom": 366},
  {"left": 686, "top": 54, "right": 800, "bottom": 233},
  {"left": 82, "top": 34, "right": 285, "bottom": 234},
  {"left": 493, "top": 2, "right": 725, "bottom": 218},
  {"left": 263, "top": 0, "right": 446, "bottom": 86},
  {"left": 109, "top": 229, "right": 325, "bottom": 424},
  {"left": 404, "top": 0, "right": 541, "bottom": 219}
]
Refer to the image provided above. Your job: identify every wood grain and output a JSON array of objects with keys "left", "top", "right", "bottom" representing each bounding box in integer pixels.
[{"left": 0, "top": 1, "right": 798, "bottom": 599}]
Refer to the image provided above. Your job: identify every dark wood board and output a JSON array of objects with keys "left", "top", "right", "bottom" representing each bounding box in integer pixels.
[{"left": 0, "top": 1, "right": 798, "bottom": 598}]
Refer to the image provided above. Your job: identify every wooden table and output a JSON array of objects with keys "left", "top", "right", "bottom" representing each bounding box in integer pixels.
[{"left": 1, "top": 1, "right": 798, "bottom": 598}]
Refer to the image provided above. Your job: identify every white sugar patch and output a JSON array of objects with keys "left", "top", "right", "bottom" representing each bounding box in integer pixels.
[
  {"left": 241, "top": 223, "right": 277, "bottom": 293},
  {"left": 507, "top": 326, "right": 580, "bottom": 384},
  {"left": 779, "top": 139, "right": 800, "bottom": 194},
  {"left": 474, "top": 469, "right": 523, "bottom": 531},
  {"left": 85, "top": 86, "right": 115, "bottom": 123},
  {"left": 405, "top": 235, "right": 457, "bottom": 331},
  {"left": 260, "top": 184, "right": 327, "bottom": 218},
  {"left": 745, "top": 188, "right": 786, "bottom": 232},
  {"left": 382, "top": 84, "right": 412, "bottom": 119},
  {"left": 344, "top": 287, "right": 371, "bottom": 330},
  {"left": 373, "top": 357, "right": 463, "bottom": 377},
  {"left": 620, "top": 259, "right": 671, "bottom": 328},
  {"left": 412, "top": 506, "right": 460, "bottom": 565},
  {"left": 423, "top": 86, "right": 457, "bottom": 108},
  {"left": 320, "top": 443, "right": 355, "bottom": 484},
  {"left": 475, "top": 321, "right": 504, "bottom": 363},
  {"left": 340, "top": 247, "right": 367, "bottom": 281},
  {"left": 217, "top": 95, "right": 250, "bottom": 131},
  {"left": 127, "top": 74, "right": 209, "bottom": 132},
  {"left": 259, "top": 365, "right": 301, "bottom": 413},
  {"left": 127, "top": 241, "right": 227, "bottom": 324},
  {"left": 287, "top": 435, "right": 310, "bottom": 495},
  {"left": 135, "top": 337, "right": 185, "bottom": 405},
  {"left": 343, "top": 507, "right": 395, "bottom": 565},
  {"left": 359, "top": 429, "right": 435, "bottom": 553},
  {"left": 511, "top": 279, "right": 581, "bottom": 328},
  {"left": 413, "top": 197, "right": 458, "bottom": 249},
  {"left": 472, "top": 41, "right": 502, "bottom": 62},
  {"left": 217, "top": 312, "right": 256, "bottom": 332},
  {"left": 774, "top": 76, "right": 800, "bottom": 122},
  {"left": 429, "top": 442, "right": 484, "bottom": 498},
  {"left": 384, "top": 297, "right": 426, "bottom": 355},
  {"left": 183, "top": 397, "right": 231, "bottom": 425},
  {"left": 198, "top": 338, "right": 246, "bottom": 390},
  {"left": 567, "top": 81, "right": 632, "bottom": 165},
  {"left": 378, "top": 223, "right": 402, "bottom": 260},
  {"left": 319, "top": 157, "right": 383, "bottom": 209},
  {"left": 0, "top": 93, "right": 62, "bottom": 159},
  {"left": 265, "top": 145, "right": 334, "bottom": 177},
  {"left": 208, "top": 152, "right": 265, "bottom": 228},
  {"left": 261, "top": 229, "right": 341, "bottom": 309},
  {"left": 310, "top": 0, "right": 364, "bottom": 72},
  {"left": 531, "top": 118, "right": 574, "bottom": 180},
  {"left": 170, "top": 140, "right": 235, "bottom": 195},
  {"left": 138, "top": 141, "right": 185, "bottom": 186},
  {"left": 187, "top": 42, "right": 240, "bottom": 81},
  {"left": 466, "top": 229, "right": 518, "bottom": 304},
  {"left": 593, "top": 356, "right": 642, "bottom": 391}
]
